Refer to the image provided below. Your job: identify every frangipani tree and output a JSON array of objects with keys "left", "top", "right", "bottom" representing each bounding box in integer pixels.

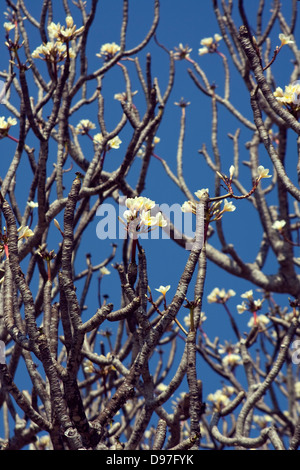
[{"left": 0, "top": 0, "right": 300, "bottom": 452}]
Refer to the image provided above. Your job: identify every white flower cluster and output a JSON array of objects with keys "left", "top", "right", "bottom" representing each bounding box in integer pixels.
[
  {"left": 0, "top": 116, "right": 17, "bottom": 137},
  {"left": 236, "top": 289, "right": 265, "bottom": 315},
  {"left": 199, "top": 33, "right": 222, "bottom": 56},
  {"left": 96, "top": 42, "right": 120, "bottom": 60},
  {"left": 48, "top": 16, "right": 84, "bottom": 42},
  {"left": 207, "top": 386, "right": 235, "bottom": 412},
  {"left": 253, "top": 414, "right": 273, "bottom": 429},
  {"left": 207, "top": 287, "right": 236, "bottom": 304},
  {"left": 17, "top": 225, "right": 34, "bottom": 240},
  {"left": 0, "top": 116, "right": 17, "bottom": 130},
  {"left": 75, "top": 119, "right": 96, "bottom": 135},
  {"left": 273, "top": 82, "right": 300, "bottom": 109},
  {"left": 173, "top": 43, "right": 192, "bottom": 60},
  {"left": 93, "top": 133, "right": 122, "bottom": 150},
  {"left": 32, "top": 16, "right": 83, "bottom": 62},
  {"left": 181, "top": 188, "right": 235, "bottom": 219},
  {"left": 136, "top": 136, "right": 160, "bottom": 159},
  {"left": 181, "top": 189, "right": 210, "bottom": 215},
  {"left": 32, "top": 40, "right": 76, "bottom": 62},
  {"left": 121, "top": 196, "right": 167, "bottom": 238},
  {"left": 74, "top": 119, "right": 122, "bottom": 150}
]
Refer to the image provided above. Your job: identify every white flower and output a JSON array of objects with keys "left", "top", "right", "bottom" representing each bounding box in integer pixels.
[
  {"left": 227, "top": 289, "right": 236, "bottom": 298},
  {"left": 257, "top": 165, "right": 272, "bottom": 179},
  {"left": 27, "top": 201, "right": 38, "bottom": 209},
  {"left": 83, "top": 360, "right": 95, "bottom": 374},
  {"left": 272, "top": 220, "right": 286, "bottom": 231},
  {"left": 155, "top": 285, "right": 171, "bottom": 296},
  {"left": 247, "top": 314, "right": 269, "bottom": 329},
  {"left": 253, "top": 298, "right": 264, "bottom": 309},
  {"left": 98, "top": 352, "right": 112, "bottom": 362},
  {"left": 279, "top": 33, "right": 294, "bottom": 46},
  {"left": 107, "top": 135, "right": 122, "bottom": 149},
  {"left": 194, "top": 188, "right": 209, "bottom": 199},
  {"left": 100, "top": 266, "right": 111, "bottom": 275},
  {"left": 156, "top": 383, "right": 168, "bottom": 392},
  {"left": 114, "top": 90, "right": 138, "bottom": 102},
  {"left": 183, "top": 314, "right": 191, "bottom": 328},
  {"left": 140, "top": 210, "right": 157, "bottom": 227},
  {"left": 253, "top": 414, "right": 273, "bottom": 428},
  {"left": 93, "top": 133, "right": 122, "bottom": 149},
  {"left": 4, "top": 22, "right": 15, "bottom": 33},
  {"left": 93, "top": 133, "right": 104, "bottom": 145},
  {"left": 122, "top": 209, "right": 134, "bottom": 222},
  {"left": 184, "top": 311, "right": 206, "bottom": 328},
  {"left": 295, "top": 381, "right": 300, "bottom": 399},
  {"left": 181, "top": 200, "right": 195, "bottom": 213},
  {"left": 207, "top": 287, "right": 224, "bottom": 303},
  {"left": 136, "top": 145, "right": 146, "bottom": 159},
  {"left": 222, "top": 353, "right": 242, "bottom": 368},
  {"left": 154, "top": 212, "right": 167, "bottom": 228},
  {"left": 31, "top": 44, "right": 44, "bottom": 59},
  {"left": 35, "top": 435, "right": 51, "bottom": 450},
  {"left": 48, "top": 22, "right": 61, "bottom": 40},
  {"left": 198, "top": 46, "right": 209, "bottom": 56},
  {"left": 96, "top": 42, "right": 120, "bottom": 59},
  {"left": 75, "top": 119, "right": 96, "bottom": 135},
  {"left": 241, "top": 289, "right": 253, "bottom": 300},
  {"left": 273, "top": 86, "right": 284, "bottom": 98},
  {"left": 200, "top": 312, "right": 207, "bottom": 323},
  {"left": 18, "top": 225, "right": 34, "bottom": 240},
  {"left": 207, "top": 389, "right": 230, "bottom": 411},
  {"left": 218, "top": 341, "right": 239, "bottom": 355},
  {"left": 222, "top": 385, "right": 235, "bottom": 397},
  {"left": 114, "top": 92, "right": 125, "bottom": 101},
  {"left": 174, "top": 43, "right": 192, "bottom": 60},
  {"left": 139, "top": 197, "right": 155, "bottom": 211},
  {"left": 273, "top": 86, "right": 285, "bottom": 104},
  {"left": 223, "top": 199, "right": 236, "bottom": 212},
  {"left": 207, "top": 287, "right": 235, "bottom": 303},
  {"left": 0, "top": 116, "right": 17, "bottom": 130},
  {"left": 237, "top": 301, "right": 247, "bottom": 314},
  {"left": 200, "top": 37, "right": 214, "bottom": 47}
]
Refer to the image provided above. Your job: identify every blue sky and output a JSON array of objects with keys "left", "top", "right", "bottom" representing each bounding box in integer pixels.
[{"left": 0, "top": 0, "right": 299, "bottom": 444}]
